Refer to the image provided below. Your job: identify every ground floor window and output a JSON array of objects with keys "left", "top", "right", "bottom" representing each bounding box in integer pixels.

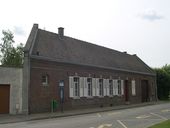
[
  {"left": 109, "top": 80, "right": 113, "bottom": 95},
  {"left": 99, "top": 79, "right": 104, "bottom": 96},
  {"left": 87, "top": 78, "right": 92, "bottom": 96},
  {"left": 118, "top": 80, "right": 121, "bottom": 95},
  {"left": 74, "top": 77, "right": 80, "bottom": 97}
]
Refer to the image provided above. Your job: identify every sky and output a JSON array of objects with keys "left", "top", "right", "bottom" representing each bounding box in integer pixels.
[{"left": 0, "top": 0, "right": 170, "bottom": 68}]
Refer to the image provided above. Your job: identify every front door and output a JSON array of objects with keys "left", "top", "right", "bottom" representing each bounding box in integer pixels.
[
  {"left": 141, "top": 80, "right": 149, "bottom": 102},
  {"left": 125, "top": 80, "right": 129, "bottom": 102}
]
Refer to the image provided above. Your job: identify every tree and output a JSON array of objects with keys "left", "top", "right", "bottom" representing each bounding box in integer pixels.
[
  {"left": 153, "top": 64, "right": 170, "bottom": 100},
  {"left": 0, "top": 30, "right": 24, "bottom": 67}
]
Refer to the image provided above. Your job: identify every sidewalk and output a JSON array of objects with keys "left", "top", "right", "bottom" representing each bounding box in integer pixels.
[{"left": 0, "top": 101, "right": 165, "bottom": 124}]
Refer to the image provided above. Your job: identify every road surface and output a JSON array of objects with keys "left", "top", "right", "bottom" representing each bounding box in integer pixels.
[{"left": 0, "top": 102, "right": 170, "bottom": 128}]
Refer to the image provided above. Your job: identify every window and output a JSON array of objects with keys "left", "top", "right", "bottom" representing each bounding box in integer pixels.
[
  {"left": 74, "top": 77, "right": 80, "bottom": 97},
  {"left": 118, "top": 80, "right": 121, "bottom": 95},
  {"left": 109, "top": 80, "right": 113, "bottom": 95},
  {"left": 42, "top": 75, "right": 49, "bottom": 85},
  {"left": 87, "top": 78, "right": 92, "bottom": 96},
  {"left": 99, "top": 79, "right": 104, "bottom": 96},
  {"left": 132, "top": 80, "right": 136, "bottom": 96}
]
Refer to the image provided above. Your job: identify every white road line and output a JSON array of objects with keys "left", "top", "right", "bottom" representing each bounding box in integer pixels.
[
  {"left": 136, "top": 115, "right": 150, "bottom": 119},
  {"left": 97, "top": 124, "right": 112, "bottom": 128},
  {"left": 161, "top": 109, "right": 170, "bottom": 112},
  {"left": 117, "top": 120, "right": 128, "bottom": 128},
  {"left": 150, "top": 112, "right": 168, "bottom": 120}
]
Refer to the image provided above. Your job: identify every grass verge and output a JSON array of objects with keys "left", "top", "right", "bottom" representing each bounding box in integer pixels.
[{"left": 148, "top": 120, "right": 170, "bottom": 128}]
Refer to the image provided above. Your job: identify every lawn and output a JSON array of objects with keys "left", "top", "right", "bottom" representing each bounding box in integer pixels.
[{"left": 148, "top": 120, "right": 170, "bottom": 128}]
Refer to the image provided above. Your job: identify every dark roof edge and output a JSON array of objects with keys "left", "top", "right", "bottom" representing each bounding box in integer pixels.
[
  {"left": 24, "top": 24, "right": 39, "bottom": 54},
  {"left": 30, "top": 55, "right": 156, "bottom": 76},
  {"left": 134, "top": 55, "right": 156, "bottom": 75}
]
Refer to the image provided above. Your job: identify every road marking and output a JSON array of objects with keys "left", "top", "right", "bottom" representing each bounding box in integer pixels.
[
  {"left": 150, "top": 113, "right": 167, "bottom": 120},
  {"left": 97, "top": 124, "right": 112, "bottom": 128},
  {"left": 136, "top": 115, "right": 150, "bottom": 119},
  {"left": 97, "top": 113, "right": 102, "bottom": 117},
  {"left": 108, "top": 112, "right": 121, "bottom": 116},
  {"left": 89, "top": 127, "right": 95, "bottom": 128},
  {"left": 117, "top": 120, "right": 128, "bottom": 128},
  {"left": 161, "top": 109, "right": 170, "bottom": 112}
]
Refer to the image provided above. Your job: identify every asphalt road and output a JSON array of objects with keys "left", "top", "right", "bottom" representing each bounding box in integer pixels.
[{"left": 0, "top": 103, "right": 170, "bottom": 128}]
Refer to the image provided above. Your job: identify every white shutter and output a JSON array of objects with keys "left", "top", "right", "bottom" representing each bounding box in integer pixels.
[
  {"left": 92, "top": 78, "right": 96, "bottom": 96},
  {"left": 132, "top": 80, "right": 136, "bottom": 96},
  {"left": 115, "top": 80, "right": 118, "bottom": 95},
  {"left": 113, "top": 80, "right": 115, "bottom": 95},
  {"left": 80, "top": 77, "right": 84, "bottom": 97},
  {"left": 121, "top": 80, "right": 124, "bottom": 95},
  {"left": 106, "top": 79, "right": 110, "bottom": 96},
  {"left": 104, "top": 79, "right": 107, "bottom": 96},
  {"left": 84, "top": 77, "right": 88, "bottom": 97},
  {"left": 96, "top": 78, "right": 99, "bottom": 96},
  {"left": 69, "top": 76, "right": 74, "bottom": 97}
]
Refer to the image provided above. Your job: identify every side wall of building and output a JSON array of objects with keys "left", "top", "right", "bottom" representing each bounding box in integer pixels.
[
  {"left": 0, "top": 67, "right": 23, "bottom": 114},
  {"left": 29, "top": 58, "right": 156, "bottom": 113}
]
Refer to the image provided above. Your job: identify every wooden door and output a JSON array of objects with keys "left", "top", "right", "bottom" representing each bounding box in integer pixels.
[
  {"left": 141, "top": 80, "right": 149, "bottom": 102},
  {"left": 0, "top": 85, "right": 10, "bottom": 114}
]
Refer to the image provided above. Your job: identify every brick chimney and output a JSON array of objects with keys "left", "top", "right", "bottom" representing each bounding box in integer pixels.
[{"left": 58, "top": 27, "right": 64, "bottom": 39}]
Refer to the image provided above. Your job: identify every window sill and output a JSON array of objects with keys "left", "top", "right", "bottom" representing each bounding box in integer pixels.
[
  {"left": 42, "top": 83, "right": 49, "bottom": 86},
  {"left": 73, "top": 96, "right": 80, "bottom": 99},
  {"left": 98, "top": 96, "right": 104, "bottom": 98},
  {"left": 86, "top": 96, "right": 93, "bottom": 99}
]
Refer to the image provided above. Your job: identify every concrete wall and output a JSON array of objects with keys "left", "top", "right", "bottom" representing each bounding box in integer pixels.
[{"left": 0, "top": 67, "right": 23, "bottom": 114}]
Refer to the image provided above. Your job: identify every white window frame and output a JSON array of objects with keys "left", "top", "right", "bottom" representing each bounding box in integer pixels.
[
  {"left": 118, "top": 80, "right": 121, "bottom": 96},
  {"left": 42, "top": 74, "right": 49, "bottom": 86},
  {"left": 132, "top": 80, "right": 136, "bottom": 96},
  {"left": 73, "top": 77, "right": 80, "bottom": 98}
]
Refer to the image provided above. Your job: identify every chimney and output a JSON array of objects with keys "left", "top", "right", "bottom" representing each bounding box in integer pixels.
[{"left": 58, "top": 27, "right": 64, "bottom": 39}]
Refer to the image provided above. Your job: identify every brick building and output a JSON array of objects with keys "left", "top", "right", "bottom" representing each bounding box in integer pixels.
[{"left": 22, "top": 24, "right": 157, "bottom": 114}]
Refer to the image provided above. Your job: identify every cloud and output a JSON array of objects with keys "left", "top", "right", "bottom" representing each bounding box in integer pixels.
[
  {"left": 137, "top": 9, "right": 164, "bottom": 21},
  {"left": 13, "top": 26, "right": 26, "bottom": 36}
]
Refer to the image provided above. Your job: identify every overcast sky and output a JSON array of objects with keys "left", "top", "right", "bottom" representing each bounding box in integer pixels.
[{"left": 0, "top": 0, "right": 170, "bottom": 68}]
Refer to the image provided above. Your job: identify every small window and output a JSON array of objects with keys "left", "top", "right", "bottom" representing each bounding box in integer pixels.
[
  {"left": 132, "top": 80, "right": 136, "bottom": 96},
  {"left": 42, "top": 75, "right": 49, "bottom": 85}
]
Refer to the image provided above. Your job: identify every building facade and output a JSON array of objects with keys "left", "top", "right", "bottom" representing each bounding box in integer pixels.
[
  {"left": 22, "top": 24, "right": 157, "bottom": 114},
  {"left": 0, "top": 67, "right": 23, "bottom": 114}
]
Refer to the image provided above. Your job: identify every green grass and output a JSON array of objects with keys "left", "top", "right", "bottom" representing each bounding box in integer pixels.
[{"left": 148, "top": 120, "right": 170, "bottom": 128}]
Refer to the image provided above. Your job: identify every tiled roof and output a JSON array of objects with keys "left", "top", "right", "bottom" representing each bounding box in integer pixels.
[{"left": 27, "top": 25, "right": 155, "bottom": 75}]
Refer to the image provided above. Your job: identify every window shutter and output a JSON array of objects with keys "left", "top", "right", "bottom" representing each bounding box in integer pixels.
[
  {"left": 115, "top": 80, "right": 118, "bottom": 95},
  {"left": 121, "top": 80, "right": 124, "bottom": 95},
  {"left": 80, "top": 77, "right": 84, "bottom": 97},
  {"left": 69, "top": 76, "right": 74, "bottom": 97},
  {"left": 132, "top": 80, "right": 136, "bottom": 96},
  {"left": 106, "top": 79, "right": 110, "bottom": 96},
  {"left": 96, "top": 78, "right": 99, "bottom": 96},
  {"left": 84, "top": 77, "right": 88, "bottom": 97},
  {"left": 104, "top": 79, "right": 107, "bottom": 96},
  {"left": 92, "top": 78, "right": 96, "bottom": 96}
]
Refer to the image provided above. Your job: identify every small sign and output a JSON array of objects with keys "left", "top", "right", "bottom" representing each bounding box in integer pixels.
[{"left": 59, "top": 80, "right": 64, "bottom": 87}]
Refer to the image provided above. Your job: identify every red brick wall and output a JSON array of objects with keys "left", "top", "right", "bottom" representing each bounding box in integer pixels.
[{"left": 29, "top": 58, "right": 156, "bottom": 113}]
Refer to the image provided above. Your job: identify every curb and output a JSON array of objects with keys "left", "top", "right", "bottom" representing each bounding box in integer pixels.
[{"left": 0, "top": 101, "right": 166, "bottom": 124}]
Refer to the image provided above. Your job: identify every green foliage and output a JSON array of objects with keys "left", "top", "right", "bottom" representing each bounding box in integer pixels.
[
  {"left": 148, "top": 120, "right": 170, "bottom": 128},
  {"left": 0, "top": 30, "right": 24, "bottom": 67},
  {"left": 153, "top": 64, "right": 170, "bottom": 100}
]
